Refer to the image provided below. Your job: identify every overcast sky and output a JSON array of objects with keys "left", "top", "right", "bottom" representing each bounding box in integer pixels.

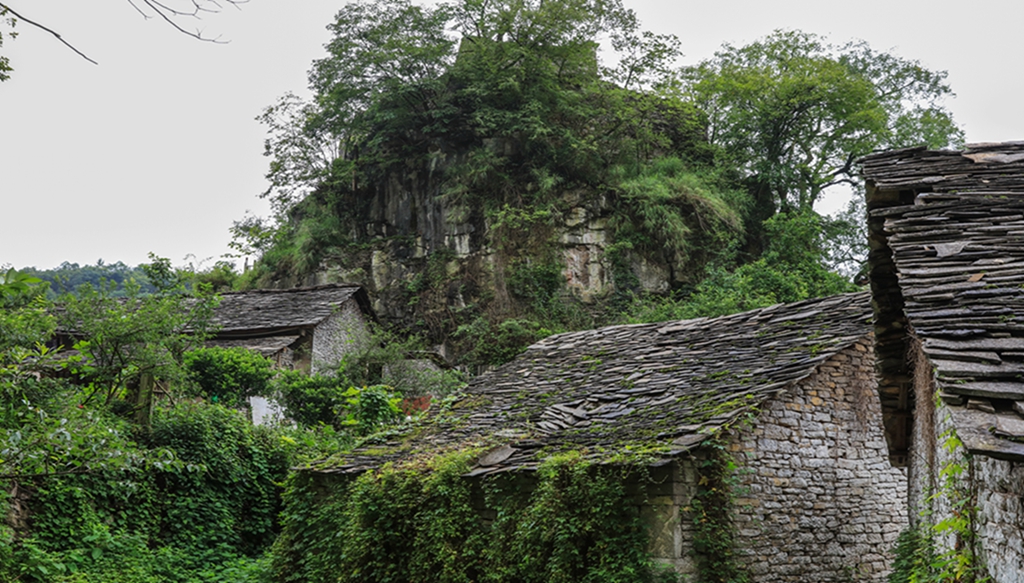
[{"left": 2, "top": 0, "right": 1022, "bottom": 271}]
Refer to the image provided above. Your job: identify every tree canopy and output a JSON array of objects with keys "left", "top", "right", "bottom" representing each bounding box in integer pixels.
[
  {"left": 676, "top": 30, "right": 962, "bottom": 214},
  {"left": 258, "top": 0, "right": 688, "bottom": 214}
]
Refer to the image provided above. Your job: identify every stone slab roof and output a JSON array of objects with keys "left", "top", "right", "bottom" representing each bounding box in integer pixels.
[
  {"left": 212, "top": 284, "right": 371, "bottom": 339},
  {"left": 860, "top": 142, "right": 1024, "bottom": 193},
  {"left": 205, "top": 336, "right": 301, "bottom": 357},
  {"left": 313, "top": 292, "right": 872, "bottom": 476},
  {"left": 871, "top": 190, "right": 1024, "bottom": 461}
]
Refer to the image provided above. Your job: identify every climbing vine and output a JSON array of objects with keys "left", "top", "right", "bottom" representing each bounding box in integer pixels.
[
  {"left": 270, "top": 449, "right": 670, "bottom": 583},
  {"left": 686, "top": 440, "right": 748, "bottom": 583},
  {"left": 889, "top": 402, "right": 988, "bottom": 583}
]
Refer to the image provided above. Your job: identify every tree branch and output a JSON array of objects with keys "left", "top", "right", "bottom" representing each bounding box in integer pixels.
[{"left": 0, "top": 2, "right": 98, "bottom": 64}]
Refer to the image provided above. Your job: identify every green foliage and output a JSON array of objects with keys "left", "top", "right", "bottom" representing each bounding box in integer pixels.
[
  {"left": 184, "top": 347, "right": 275, "bottom": 408},
  {"left": 687, "top": 443, "right": 747, "bottom": 583},
  {"left": 890, "top": 410, "right": 989, "bottom": 583},
  {"left": 22, "top": 260, "right": 155, "bottom": 298},
  {"left": 454, "top": 317, "right": 554, "bottom": 367},
  {"left": 888, "top": 527, "right": 936, "bottom": 583},
  {"left": 272, "top": 372, "right": 401, "bottom": 433},
  {"left": 58, "top": 277, "right": 217, "bottom": 407},
  {"left": 624, "top": 210, "right": 857, "bottom": 322},
  {"left": 484, "top": 452, "right": 656, "bottom": 583},
  {"left": 677, "top": 30, "right": 963, "bottom": 213},
  {"left": 1, "top": 267, "right": 46, "bottom": 306},
  {"left": 270, "top": 449, "right": 665, "bottom": 583},
  {"left": 610, "top": 158, "right": 748, "bottom": 281},
  {"left": 0, "top": 6, "right": 13, "bottom": 82},
  {"left": 0, "top": 402, "right": 293, "bottom": 583}
]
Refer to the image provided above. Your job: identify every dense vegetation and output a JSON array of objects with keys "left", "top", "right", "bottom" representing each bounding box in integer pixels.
[
  {"left": 0, "top": 267, "right": 451, "bottom": 582},
  {"left": 233, "top": 0, "right": 961, "bottom": 370},
  {"left": 3, "top": 0, "right": 968, "bottom": 580}
]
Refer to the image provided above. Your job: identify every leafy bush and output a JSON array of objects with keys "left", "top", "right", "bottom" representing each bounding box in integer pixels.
[
  {"left": 270, "top": 450, "right": 662, "bottom": 583},
  {"left": 0, "top": 402, "right": 292, "bottom": 583},
  {"left": 184, "top": 347, "right": 275, "bottom": 408},
  {"left": 623, "top": 210, "right": 857, "bottom": 323},
  {"left": 454, "top": 317, "right": 555, "bottom": 367},
  {"left": 272, "top": 372, "right": 401, "bottom": 433}
]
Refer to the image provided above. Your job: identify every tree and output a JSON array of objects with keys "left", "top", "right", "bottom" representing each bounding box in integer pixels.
[
  {"left": 257, "top": 0, "right": 685, "bottom": 214},
  {"left": 57, "top": 272, "right": 217, "bottom": 419},
  {"left": 677, "top": 30, "right": 963, "bottom": 216}
]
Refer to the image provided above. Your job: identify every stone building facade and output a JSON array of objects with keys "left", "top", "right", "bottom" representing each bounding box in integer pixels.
[
  {"left": 639, "top": 341, "right": 906, "bottom": 581},
  {"left": 863, "top": 143, "right": 1024, "bottom": 583},
  {"left": 208, "top": 284, "right": 375, "bottom": 373},
  {"left": 321, "top": 292, "right": 908, "bottom": 581}
]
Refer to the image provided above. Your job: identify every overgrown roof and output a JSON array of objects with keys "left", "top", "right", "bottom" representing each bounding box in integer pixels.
[
  {"left": 212, "top": 284, "right": 372, "bottom": 339},
  {"left": 863, "top": 143, "right": 1024, "bottom": 462},
  {"left": 314, "top": 292, "right": 872, "bottom": 476}
]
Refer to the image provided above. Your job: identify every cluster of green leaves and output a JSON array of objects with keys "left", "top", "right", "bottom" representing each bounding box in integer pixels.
[
  {"left": 19, "top": 256, "right": 242, "bottom": 299},
  {"left": 184, "top": 346, "right": 275, "bottom": 408},
  {"left": 273, "top": 372, "right": 400, "bottom": 434},
  {"left": 609, "top": 157, "right": 748, "bottom": 287},
  {"left": 889, "top": 421, "right": 988, "bottom": 583},
  {"left": 686, "top": 442, "right": 748, "bottom": 583},
  {"left": 622, "top": 210, "right": 856, "bottom": 323},
  {"left": 270, "top": 449, "right": 667, "bottom": 583},
  {"left": 0, "top": 403, "right": 289, "bottom": 583},
  {"left": 59, "top": 277, "right": 217, "bottom": 415},
  {"left": 0, "top": 5, "right": 13, "bottom": 82}
]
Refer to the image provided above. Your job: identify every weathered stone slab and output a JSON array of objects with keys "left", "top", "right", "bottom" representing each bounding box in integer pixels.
[
  {"left": 931, "top": 359, "right": 1024, "bottom": 378},
  {"left": 941, "top": 381, "right": 1024, "bottom": 400},
  {"left": 948, "top": 407, "right": 1024, "bottom": 461}
]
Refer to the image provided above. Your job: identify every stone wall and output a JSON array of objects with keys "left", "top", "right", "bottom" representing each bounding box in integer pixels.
[
  {"left": 310, "top": 298, "right": 373, "bottom": 373},
  {"left": 645, "top": 341, "right": 908, "bottom": 582},
  {"left": 909, "top": 339, "right": 1024, "bottom": 583}
]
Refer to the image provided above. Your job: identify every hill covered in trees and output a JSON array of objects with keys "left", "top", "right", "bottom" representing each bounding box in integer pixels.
[{"left": 233, "top": 0, "right": 962, "bottom": 369}]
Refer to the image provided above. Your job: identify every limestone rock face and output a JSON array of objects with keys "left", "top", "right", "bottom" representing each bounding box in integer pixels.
[{"left": 306, "top": 165, "right": 681, "bottom": 356}]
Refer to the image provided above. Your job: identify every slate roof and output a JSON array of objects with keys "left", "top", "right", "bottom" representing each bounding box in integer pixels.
[
  {"left": 313, "top": 292, "right": 872, "bottom": 476},
  {"left": 862, "top": 143, "right": 1024, "bottom": 462},
  {"left": 860, "top": 142, "right": 1024, "bottom": 194},
  {"left": 212, "top": 284, "right": 372, "bottom": 339},
  {"left": 205, "top": 336, "right": 301, "bottom": 357}
]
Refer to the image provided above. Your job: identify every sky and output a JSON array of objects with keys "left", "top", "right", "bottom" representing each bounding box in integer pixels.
[{"left": 2, "top": 0, "right": 1023, "bottom": 271}]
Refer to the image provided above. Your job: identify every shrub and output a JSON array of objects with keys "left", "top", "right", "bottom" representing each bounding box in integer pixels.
[{"left": 183, "top": 346, "right": 275, "bottom": 408}]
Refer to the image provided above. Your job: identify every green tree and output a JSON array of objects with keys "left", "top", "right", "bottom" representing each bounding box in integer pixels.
[
  {"left": 677, "top": 30, "right": 963, "bottom": 216},
  {"left": 57, "top": 274, "right": 217, "bottom": 417},
  {"left": 256, "top": 0, "right": 685, "bottom": 215},
  {"left": 183, "top": 346, "right": 274, "bottom": 408}
]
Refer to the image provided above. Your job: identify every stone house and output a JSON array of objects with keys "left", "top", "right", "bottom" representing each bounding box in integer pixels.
[
  {"left": 862, "top": 143, "right": 1024, "bottom": 582},
  {"left": 318, "top": 291, "right": 907, "bottom": 582},
  {"left": 208, "top": 284, "right": 375, "bottom": 374}
]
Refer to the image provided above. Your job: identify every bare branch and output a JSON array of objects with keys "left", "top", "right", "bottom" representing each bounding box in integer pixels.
[
  {"left": 139, "top": 0, "right": 224, "bottom": 43},
  {"left": 0, "top": 2, "right": 98, "bottom": 64},
  {"left": 135, "top": 0, "right": 248, "bottom": 43}
]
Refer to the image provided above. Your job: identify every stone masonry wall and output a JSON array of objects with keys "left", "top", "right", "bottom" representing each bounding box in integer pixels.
[
  {"left": 910, "top": 352, "right": 1024, "bottom": 583},
  {"left": 310, "top": 299, "right": 373, "bottom": 374},
  {"left": 730, "top": 340, "right": 907, "bottom": 581},
  {"left": 973, "top": 454, "right": 1024, "bottom": 583},
  {"left": 643, "top": 341, "right": 908, "bottom": 582}
]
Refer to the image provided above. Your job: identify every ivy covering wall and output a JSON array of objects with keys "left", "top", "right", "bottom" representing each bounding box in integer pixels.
[{"left": 270, "top": 450, "right": 677, "bottom": 583}]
